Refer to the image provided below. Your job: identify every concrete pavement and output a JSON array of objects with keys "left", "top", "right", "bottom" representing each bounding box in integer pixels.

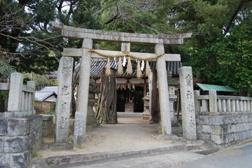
[
  {"left": 34, "top": 114, "right": 252, "bottom": 168},
  {"left": 67, "top": 151, "right": 203, "bottom": 168},
  {"left": 183, "top": 142, "right": 252, "bottom": 168},
  {"left": 67, "top": 142, "right": 252, "bottom": 168},
  {"left": 33, "top": 115, "right": 210, "bottom": 168}
]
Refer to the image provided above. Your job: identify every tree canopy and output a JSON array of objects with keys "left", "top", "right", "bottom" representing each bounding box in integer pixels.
[{"left": 0, "top": 0, "right": 251, "bottom": 94}]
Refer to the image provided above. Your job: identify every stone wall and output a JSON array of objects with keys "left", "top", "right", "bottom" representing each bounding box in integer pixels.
[
  {"left": 197, "top": 113, "right": 252, "bottom": 146},
  {"left": 0, "top": 114, "right": 42, "bottom": 168}
]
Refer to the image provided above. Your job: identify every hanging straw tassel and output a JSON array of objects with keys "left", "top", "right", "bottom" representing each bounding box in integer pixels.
[
  {"left": 122, "top": 56, "right": 127, "bottom": 67},
  {"left": 141, "top": 60, "right": 145, "bottom": 71},
  {"left": 145, "top": 61, "right": 152, "bottom": 77},
  {"left": 136, "top": 60, "right": 142, "bottom": 78},
  {"left": 117, "top": 57, "right": 123, "bottom": 75},
  {"left": 128, "top": 83, "right": 131, "bottom": 90},
  {"left": 105, "top": 58, "right": 111, "bottom": 76},
  {"left": 126, "top": 57, "right": 133, "bottom": 74},
  {"left": 132, "top": 84, "right": 135, "bottom": 90}
]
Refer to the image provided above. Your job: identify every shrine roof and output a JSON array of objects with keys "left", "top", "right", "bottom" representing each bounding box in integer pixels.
[
  {"left": 89, "top": 59, "right": 181, "bottom": 77},
  {"left": 196, "top": 83, "right": 236, "bottom": 92},
  {"left": 35, "top": 86, "right": 58, "bottom": 102}
]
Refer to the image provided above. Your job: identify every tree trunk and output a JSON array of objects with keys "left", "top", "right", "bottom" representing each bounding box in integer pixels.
[
  {"left": 151, "top": 69, "right": 160, "bottom": 123},
  {"left": 96, "top": 69, "right": 117, "bottom": 124}
]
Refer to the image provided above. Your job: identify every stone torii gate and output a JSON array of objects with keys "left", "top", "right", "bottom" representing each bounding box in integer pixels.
[{"left": 53, "top": 23, "right": 196, "bottom": 146}]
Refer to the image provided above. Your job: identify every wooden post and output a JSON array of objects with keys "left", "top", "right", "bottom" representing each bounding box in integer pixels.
[
  {"left": 74, "top": 38, "right": 93, "bottom": 146},
  {"left": 155, "top": 43, "right": 172, "bottom": 135},
  {"left": 179, "top": 66, "right": 197, "bottom": 140},
  {"left": 96, "top": 70, "right": 117, "bottom": 124},
  {"left": 151, "top": 70, "right": 160, "bottom": 123},
  {"left": 55, "top": 56, "right": 74, "bottom": 143},
  {"left": 8, "top": 72, "right": 23, "bottom": 112}
]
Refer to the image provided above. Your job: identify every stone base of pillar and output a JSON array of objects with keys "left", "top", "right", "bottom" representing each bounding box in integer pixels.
[{"left": 73, "top": 111, "right": 85, "bottom": 147}]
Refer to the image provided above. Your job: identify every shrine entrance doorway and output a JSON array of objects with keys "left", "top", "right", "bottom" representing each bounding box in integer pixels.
[{"left": 117, "top": 85, "right": 144, "bottom": 113}]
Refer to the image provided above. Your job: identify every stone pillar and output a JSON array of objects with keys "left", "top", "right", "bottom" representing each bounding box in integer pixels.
[
  {"left": 179, "top": 66, "right": 197, "bottom": 140},
  {"left": 74, "top": 38, "right": 93, "bottom": 146},
  {"left": 121, "top": 42, "right": 130, "bottom": 51},
  {"left": 148, "top": 72, "right": 153, "bottom": 119},
  {"left": 155, "top": 43, "right": 172, "bottom": 135},
  {"left": 209, "top": 90, "right": 218, "bottom": 113},
  {"left": 8, "top": 72, "right": 23, "bottom": 112},
  {"left": 27, "top": 81, "right": 35, "bottom": 114},
  {"left": 55, "top": 56, "right": 74, "bottom": 143},
  {"left": 194, "top": 90, "right": 200, "bottom": 114},
  {"left": 169, "top": 86, "right": 177, "bottom": 123}
]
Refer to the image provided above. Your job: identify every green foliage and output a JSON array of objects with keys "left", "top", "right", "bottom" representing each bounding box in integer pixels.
[
  {"left": 99, "top": 0, "right": 173, "bottom": 34},
  {"left": 1, "top": 0, "right": 251, "bottom": 94},
  {"left": 0, "top": 60, "right": 14, "bottom": 77},
  {"left": 175, "top": 0, "right": 252, "bottom": 94},
  {"left": 72, "top": 0, "right": 101, "bottom": 29},
  {"left": 24, "top": 73, "right": 57, "bottom": 89},
  {"left": 29, "top": 0, "right": 56, "bottom": 25},
  {"left": 214, "top": 17, "right": 252, "bottom": 94},
  {"left": 0, "top": 0, "right": 64, "bottom": 74}
]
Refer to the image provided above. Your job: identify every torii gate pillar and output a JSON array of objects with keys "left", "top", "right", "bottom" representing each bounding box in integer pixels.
[
  {"left": 73, "top": 38, "right": 93, "bottom": 146},
  {"left": 155, "top": 43, "right": 172, "bottom": 135}
]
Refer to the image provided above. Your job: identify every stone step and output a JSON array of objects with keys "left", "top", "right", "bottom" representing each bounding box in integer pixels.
[
  {"left": 32, "top": 143, "right": 188, "bottom": 168},
  {"left": 117, "top": 112, "right": 144, "bottom": 118}
]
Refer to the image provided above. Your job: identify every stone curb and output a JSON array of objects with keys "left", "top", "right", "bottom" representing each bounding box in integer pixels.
[{"left": 33, "top": 143, "right": 186, "bottom": 167}]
